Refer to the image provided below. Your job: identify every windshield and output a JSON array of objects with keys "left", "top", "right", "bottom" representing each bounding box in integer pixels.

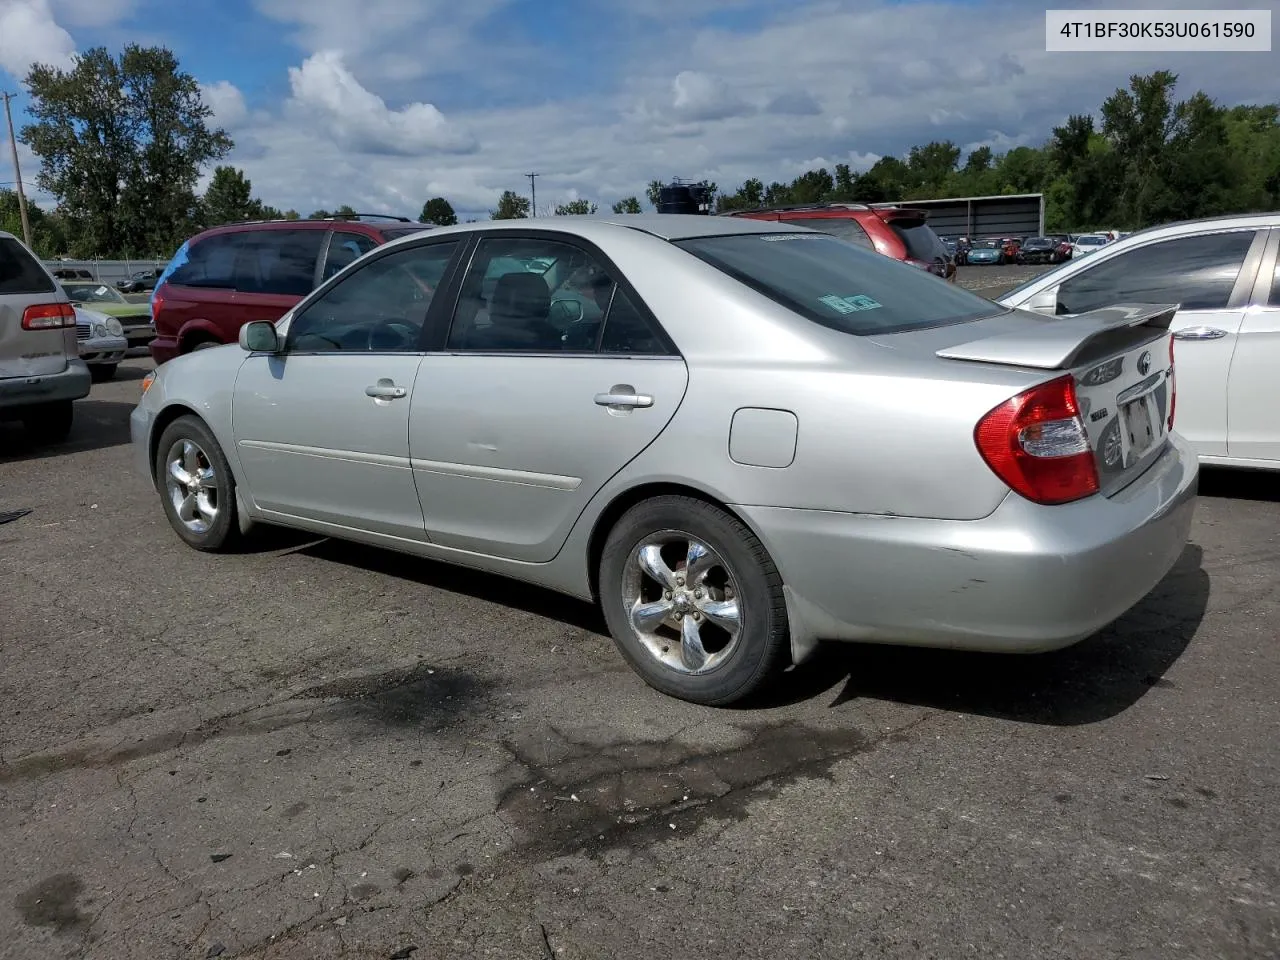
[
  {"left": 972, "top": 239, "right": 1001, "bottom": 249},
  {"left": 62, "top": 283, "right": 123, "bottom": 304},
  {"left": 1078, "top": 236, "right": 1108, "bottom": 245},
  {"left": 675, "top": 233, "right": 999, "bottom": 336}
]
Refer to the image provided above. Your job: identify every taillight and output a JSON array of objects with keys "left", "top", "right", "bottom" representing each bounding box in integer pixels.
[
  {"left": 21, "top": 303, "right": 77, "bottom": 330},
  {"left": 1167, "top": 335, "right": 1176, "bottom": 431},
  {"left": 151, "top": 290, "right": 164, "bottom": 326},
  {"left": 975, "top": 374, "right": 1099, "bottom": 505}
]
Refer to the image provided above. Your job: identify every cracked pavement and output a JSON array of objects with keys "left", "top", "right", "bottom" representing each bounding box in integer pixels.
[{"left": 1, "top": 337, "right": 1278, "bottom": 959}]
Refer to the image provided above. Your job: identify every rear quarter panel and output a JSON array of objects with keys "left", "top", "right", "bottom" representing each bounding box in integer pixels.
[{"left": 568, "top": 230, "right": 1035, "bottom": 521}]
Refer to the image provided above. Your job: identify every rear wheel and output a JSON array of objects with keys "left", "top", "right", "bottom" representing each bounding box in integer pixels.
[
  {"left": 21, "top": 400, "right": 73, "bottom": 443},
  {"left": 599, "top": 496, "right": 789, "bottom": 706},
  {"left": 154, "top": 415, "right": 241, "bottom": 552}
]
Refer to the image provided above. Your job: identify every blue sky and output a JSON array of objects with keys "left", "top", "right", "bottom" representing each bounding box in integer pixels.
[{"left": 1, "top": 0, "right": 1277, "bottom": 218}]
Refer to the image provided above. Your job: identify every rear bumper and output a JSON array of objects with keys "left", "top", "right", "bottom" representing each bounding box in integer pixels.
[
  {"left": 0, "top": 359, "right": 92, "bottom": 411},
  {"left": 149, "top": 336, "right": 180, "bottom": 364},
  {"left": 739, "top": 434, "right": 1198, "bottom": 654}
]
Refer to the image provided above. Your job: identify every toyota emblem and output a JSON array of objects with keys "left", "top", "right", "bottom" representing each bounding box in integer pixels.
[{"left": 1137, "top": 350, "right": 1151, "bottom": 376}]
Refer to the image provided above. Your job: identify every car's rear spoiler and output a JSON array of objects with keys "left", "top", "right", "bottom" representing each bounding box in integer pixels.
[{"left": 936, "top": 303, "right": 1179, "bottom": 370}]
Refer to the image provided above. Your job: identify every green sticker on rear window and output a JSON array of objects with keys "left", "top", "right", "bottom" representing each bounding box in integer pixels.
[{"left": 820, "top": 294, "right": 882, "bottom": 314}]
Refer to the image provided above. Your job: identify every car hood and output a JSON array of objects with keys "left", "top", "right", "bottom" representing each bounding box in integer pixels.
[{"left": 74, "top": 302, "right": 149, "bottom": 318}]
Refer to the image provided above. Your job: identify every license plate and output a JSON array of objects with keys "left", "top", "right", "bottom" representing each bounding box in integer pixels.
[{"left": 1122, "top": 394, "right": 1157, "bottom": 461}]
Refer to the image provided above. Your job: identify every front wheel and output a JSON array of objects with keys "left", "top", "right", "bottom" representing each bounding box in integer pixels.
[
  {"left": 154, "top": 415, "right": 241, "bottom": 552},
  {"left": 599, "top": 496, "right": 789, "bottom": 706}
]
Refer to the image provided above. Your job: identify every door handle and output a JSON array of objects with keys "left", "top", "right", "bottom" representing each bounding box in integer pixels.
[
  {"left": 595, "top": 390, "right": 653, "bottom": 409},
  {"left": 1173, "top": 326, "right": 1228, "bottom": 341},
  {"left": 365, "top": 381, "right": 407, "bottom": 399}
]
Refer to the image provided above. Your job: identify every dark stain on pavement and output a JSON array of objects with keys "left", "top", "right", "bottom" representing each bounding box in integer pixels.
[
  {"left": 293, "top": 663, "right": 492, "bottom": 729},
  {"left": 497, "top": 721, "right": 894, "bottom": 858},
  {"left": 15, "top": 873, "right": 88, "bottom": 933},
  {"left": 0, "top": 664, "right": 492, "bottom": 784}
]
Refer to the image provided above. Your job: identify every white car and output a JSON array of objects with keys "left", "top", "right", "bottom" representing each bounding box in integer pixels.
[
  {"left": 75, "top": 306, "right": 127, "bottom": 381},
  {"left": 999, "top": 213, "right": 1280, "bottom": 471},
  {"left": 1070, "top": 234, "right": 1110, "bottom": 258}
]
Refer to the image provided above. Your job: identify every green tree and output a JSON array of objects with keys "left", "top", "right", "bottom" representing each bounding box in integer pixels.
[
  {"left": 283, "top": 209, "right": 300, "bottom": 220},
  {"left": 964, "top": 146, "right": 993, "bottom": 174},
  {"left": 554, "top": 198, "right": 597, "bottom": 215},
  {"left": 420, "top": 197, "right": 458, "bottom": 225},
  {"left": 201, "top": 165, "right": 256, "bottom": 225},
  {"left": 308, "top": 209, "right": 331, "bottom": 219},
  {"left": 0, "top": 190, "right": 65, "bottom": 257},
  {"left": 611, "top": 196, "right": 643, "bottom": 214},
  {"left": 645, "top": 180, "right": 664, "bottom": 209},
  {"left": 907, "top": 141, "right": 961, "bottom": 193},
  {"left": 333, "top": 204, "right": 358, "bottom": 218},
  {"left": 22, "top": 45, "right": 232, "bottom": 257},
  {"left": 491, "top": 190, "right": 530, "bottom": 220}
]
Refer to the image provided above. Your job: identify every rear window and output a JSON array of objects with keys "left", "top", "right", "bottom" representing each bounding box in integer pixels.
[
  {"left": 0, "top": 237, "right": 56, "bottom": 295},
  {"left": 886, "top": 219, "right": 948, "bottom": 261},
  {"left": 676, "top": 233, "right": 999, "bottom": 336},
  {"left": 778, "top": 217, "right": 874, "bottom": 249}
]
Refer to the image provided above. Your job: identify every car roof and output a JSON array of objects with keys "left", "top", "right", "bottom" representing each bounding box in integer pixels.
[
  {"left": 377, "top": 214, "right": 808, "bottom": 249},
  {"left": 193, "top": 218, "right": 433, "bottom": 240}
]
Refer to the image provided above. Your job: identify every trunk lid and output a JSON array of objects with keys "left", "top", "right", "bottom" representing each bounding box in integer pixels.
[{"left": 934, "top": 303, "right": 1177, "bottom": 495}]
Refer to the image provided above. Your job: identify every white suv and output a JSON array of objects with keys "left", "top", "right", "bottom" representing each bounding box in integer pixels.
[
  {"left": 0, "top": 230, "right": 91, "bottom": 442},
  {"left": 999, "top": 214, "right": 1280, "bottom": 472}
]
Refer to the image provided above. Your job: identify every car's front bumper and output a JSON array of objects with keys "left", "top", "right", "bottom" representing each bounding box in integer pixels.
[
  {"left": 739, "top": 433, "right": 1198, "bottom": 654},
  {"left": 130, "top": 401, "right": 156, "bottom": 482},
  {"left": 0, "top": 358, "right": 92, "bottom": 412},
  {"left": 80, "top": 332, "right": 128, "bottom": 365}
]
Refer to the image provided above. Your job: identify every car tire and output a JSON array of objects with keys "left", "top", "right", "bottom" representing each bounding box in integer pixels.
[
  {"left": 90, "top": 363, "right": 117, "bottom": 382},
  {"left": 598, "top": 495, "right": 790, "bottom": 706},
  {"left": 22, "top": 400, "right": 73, "bottom": 443},
  {"left": 154, "top": 415, "right": 242, "bottom": 552}
]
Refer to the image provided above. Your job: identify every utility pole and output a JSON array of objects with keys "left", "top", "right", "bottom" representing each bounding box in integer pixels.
[
  {"left": 525, "top": 172, "right": 539, "bottom": 218},
  {"left": 2, "top": 92, "right": 33, "bottom": 248}
]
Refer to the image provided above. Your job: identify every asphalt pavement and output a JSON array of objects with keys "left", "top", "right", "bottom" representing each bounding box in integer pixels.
[{"left": 1, "top": 267, "right": 1277, "bottom": 960}]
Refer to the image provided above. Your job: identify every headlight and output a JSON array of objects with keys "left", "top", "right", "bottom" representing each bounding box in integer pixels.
[
  {"left": 105, "top": 317, "right": 124, "bottom": 337},
  {"left": 93, "top": 322, "right": 109, "bottom": 338}
]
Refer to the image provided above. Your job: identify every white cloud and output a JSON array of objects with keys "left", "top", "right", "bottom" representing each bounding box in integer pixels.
[
  {"left": 200, "top": 81, "right": 249, "bottom": 131},
  {"left": 285, "top": 51, "right": 476, "bottom": 156},
  {"left": 0, "top": 0, "right": 75, "bottom": 78},
  {"left": 202, "top": 0, "right": 1278, "bottom": 221},
  {"left": 671, "top": 70, "right": 754, "bottom": 122}
]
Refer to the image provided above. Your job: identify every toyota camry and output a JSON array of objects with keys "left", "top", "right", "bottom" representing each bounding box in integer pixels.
[{"left": 131, "top": 215, "right": 1197, "bottom": 706}]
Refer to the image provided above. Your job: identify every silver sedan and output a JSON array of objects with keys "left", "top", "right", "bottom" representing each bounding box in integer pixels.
[{"left": 131, "top": 215, "right": 1197, "bottom": 705}]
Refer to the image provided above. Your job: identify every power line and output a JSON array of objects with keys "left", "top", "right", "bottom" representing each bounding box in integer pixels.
[
  {"left": 525, "top": 172, "right": 539, "bottom": 218},
  {"left": 1, "top": 91, "right": 33, "bottom": 247}
]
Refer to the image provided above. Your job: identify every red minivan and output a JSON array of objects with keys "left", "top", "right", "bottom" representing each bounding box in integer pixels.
[
  {"left": 148, "top": 216, "right": 434, "bottom": 363},
  {"left": 723, "top": 202, "right": 956, "bottom": 281}
]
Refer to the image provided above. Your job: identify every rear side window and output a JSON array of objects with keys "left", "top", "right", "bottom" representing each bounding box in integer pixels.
[
  {"left": 166, "top": 235, "right": 239, "bottom": 289},
  {"left": 676, "top": 233, "right": 998, "bottom": 336},
  {"left": 779, "top": 217, "right": 874, "bottom": 249},
  {"left": 1056, "top": 231, "right": 1256, "bottom": 314},
  {"left": 887, "top": 219, "right": 948, "bottom": 261},
  {"left": 0, "top": 236, "right": 56, "bottom": 294},
  {"left": 232, "top": 230, "right": 326, "bottom": 296}
]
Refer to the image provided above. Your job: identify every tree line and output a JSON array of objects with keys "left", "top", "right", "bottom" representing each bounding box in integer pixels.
[{"left": 5, "top": 52, "right": 1275, "bottom": 258}]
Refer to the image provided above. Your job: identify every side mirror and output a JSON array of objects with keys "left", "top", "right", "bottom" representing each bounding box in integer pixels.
[
  {"left": 1024, "top": 286, "right": 1059, "bottom": 315},
  {"left": 239, "top": 320, "right": 280, "bottom": 353}
]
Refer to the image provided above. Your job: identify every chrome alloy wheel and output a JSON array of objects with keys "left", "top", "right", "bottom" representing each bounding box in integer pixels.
[
  {"left": 164, "top": 438, "right": 220, "bottom": 535},
  {"left": 620, "top": 533, "right": 743, "bottom": 674}
]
